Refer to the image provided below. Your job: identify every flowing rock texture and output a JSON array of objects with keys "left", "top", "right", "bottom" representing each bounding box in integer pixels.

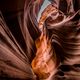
[{"left": 0, "top": 0, "right": 80, "bottom": 80}]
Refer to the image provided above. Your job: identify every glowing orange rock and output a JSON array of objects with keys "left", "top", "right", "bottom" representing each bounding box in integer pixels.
[{"left": 31, "top": 4, "right": 57, "bottom": 79}]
